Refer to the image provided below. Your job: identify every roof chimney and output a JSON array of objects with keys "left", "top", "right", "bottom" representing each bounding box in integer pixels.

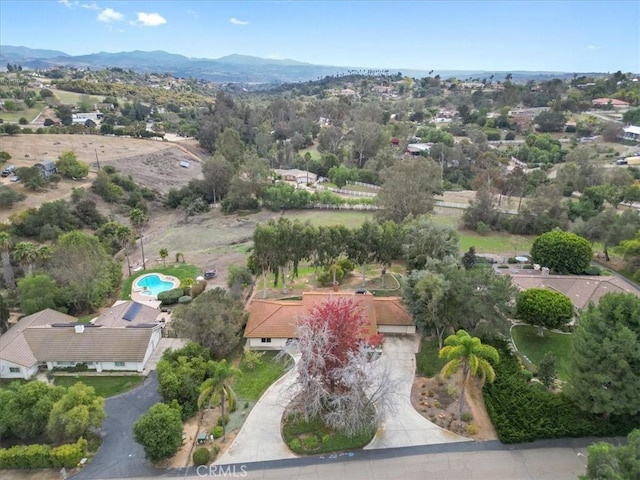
[{"left": 74, "top": 324, "right": 85, "bottom": 334}]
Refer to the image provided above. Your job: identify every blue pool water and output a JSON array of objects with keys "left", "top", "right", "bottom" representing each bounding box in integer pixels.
[{"left": 135, "top": 274, "right": 176, "bottom": 298}]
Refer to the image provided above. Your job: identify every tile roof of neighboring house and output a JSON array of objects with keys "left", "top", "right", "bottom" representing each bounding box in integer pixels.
[
  {"left": 244, "top": 291, "right": 412, "bottom": 339},
  {"left": 592, "top": 98, "right": 630, "bottom": 106},
  {"left": 0, "top": 310, "right": 77, "bottom": 367},
  {"left": 93, "top": 301, "right": 159, "bottom": 327},
  {"left": 23, "top": 326, "right": 155, "bottom": 362},
  {"left": 509, "top": 274, "right": 638, "bottom": 310}
]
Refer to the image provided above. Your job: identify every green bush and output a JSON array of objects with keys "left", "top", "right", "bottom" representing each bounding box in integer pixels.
[
  {"left": 289, "top": 438, "right": 301, "bottom": 451},
  {"left": 178, "top": 295, "right": 192, "bottom": 304},
  {"left": 302, "top": 435, "right": 320, "bottom": 450},
  {"left": 211, "top": 426, "right": 223, "bottom": 439},
  {"left": 157, "top": 288, "right": 185, "bottom": 305},
  {"left": 50, "top": 438, "right": 87, "bottom": 468},
  {"left": 583, "top": 266, "right": 601, "bottom": 276},
  {"left": 520, "top": 368, "right": 534, "bottom": 381},
  {"left": 498, "top": 265, "right": 509, "bottom": 269},
  {"left": 216, "top": 415, "right": 229, "bottom": 426},
  {"left": 192, "top": 447, "right": 210, "bottom": 466},
  {"left": 461, "top": 412, "right": 473, "bottom": 422},
  {"left": 484, "top": 341, "right": 639, "bottom": 443},
  {"left": 321, "top": 434, "right": 330, "bottom": 445},
  {"left": 507, "top": 257, "right": 518, "bottom": 264},
  {"left": 0, "top": 444, "right": 52, "bottom": 469},
  {"left": 476, "top": 221, "right": 490, "bottom": 235},
  {"left": 523, "top": 264, "right": 534, "bottom": 270},
  {"left": 52, "top": 362, "right": 89, "bottom": 372}
]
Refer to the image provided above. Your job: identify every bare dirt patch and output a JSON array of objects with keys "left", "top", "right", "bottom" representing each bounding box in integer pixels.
[
  {"left": 411, "top": 374, "right": 497, "bottom": 440},
  {"left": 0, "top": 134, "right": 203, "bottom": 221}
]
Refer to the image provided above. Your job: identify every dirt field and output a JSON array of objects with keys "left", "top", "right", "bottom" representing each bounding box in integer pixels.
[{"left": 0, "top": 134, "right": 204, "bottom": 222}]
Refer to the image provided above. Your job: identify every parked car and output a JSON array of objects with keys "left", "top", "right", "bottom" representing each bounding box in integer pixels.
[
  {"left": 1, "top": 165, "right": 16, "bottom": 177},
  {"left": 9, "top": 176, "right": 20, "bottom": 182},
  {"left": 616, "top": 158, "right": 628, "bottom": 165},
  {"left": 204, "top": 269, "right": 217, "bottom": 279}
]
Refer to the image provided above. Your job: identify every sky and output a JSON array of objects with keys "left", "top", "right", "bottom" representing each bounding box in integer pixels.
[{"left": 0, "top": 0, "right": 639, "bottom": 73}]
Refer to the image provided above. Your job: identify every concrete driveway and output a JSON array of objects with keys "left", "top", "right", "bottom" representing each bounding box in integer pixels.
[
  {"left": 364, "top": 335, "right": 469, "bottom": 450},
  {"left": 71, "top": 373, "right": 162, "bottom": 479}
]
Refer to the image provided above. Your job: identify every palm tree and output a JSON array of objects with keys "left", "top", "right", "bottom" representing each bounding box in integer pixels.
[
  {"left": 439, "top": 329, "right": 499, "bottom": 421},
  {"left": 0, "top": 232, "right": 15, "bottom": 289},
  {"left": 159, "top": 248, "right": 168, "bottom": 267},
  {"left": 129, "top": 208, "right": 148, "bottom": 271},
  {"left": 36, "top": 245, "right": 53, "bottom": 270},
  {"left": 13, "top": 241, "right": 38, "bottom": 275},
  {"left": 114, "top": 224, "right": 133, "bottom": 276},
  {"left": 198, "top": 360, "right": 241, "bottom": 442}
]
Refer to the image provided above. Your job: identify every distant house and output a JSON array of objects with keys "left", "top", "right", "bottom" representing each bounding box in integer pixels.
[
  {"left": 623, "top": 125, "right": 640, "bottom": 142},
  {"left": 406, "top": 143, "right": 431, "bottom": 155},
  {"left": 244, "top": 291, "right": 415, "bottom": 350},
  {"left": 34, "top": 160, "right": 57, "bottom": 178},
  {"left": 274, "top": 168, "right": 317, "bottom": 185},
  {"left": 390, "top": 137, "right": 401, "bottom": 146},
  {"left": 0, "top": 301, "right": 163, "bottom": 379},
  {"left": 592, "top": 98, "right": 630, "bottom": 110},
  {"left": 71, "top": 112, "right": 104, "bottom": 124}
]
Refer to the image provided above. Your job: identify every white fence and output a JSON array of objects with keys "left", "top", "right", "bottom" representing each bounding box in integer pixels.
[
  {"left": 309, "top": 203, "right": 382, "bottom": 211},
  {"left": 317, "top": 185, "right": 377, "bottom": 198}
]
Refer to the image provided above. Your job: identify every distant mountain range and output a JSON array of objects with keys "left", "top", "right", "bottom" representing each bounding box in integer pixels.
[{"left": 0, "top": 45, "right": 599, "bottom": 84}]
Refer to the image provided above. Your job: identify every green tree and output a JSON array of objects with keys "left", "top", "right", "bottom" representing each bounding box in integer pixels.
[
  {"left": 202, "top": 154, "right": 234, "bottom": 203},
  {"left": 159, "top": 248, "right": 169, "bottom": 267},
  {"left": 13, "top": 241, "right": 38, "bottom": 275},
  {"left": 537, "top": 352, "right": 557, "bottom": 389},
  {"left": 569, "top": 293, "right": 640, "bottom": 416},
  {"left": 46, "top": 383, "right": 105, "bottom": 443},
  {"left": 0, "top": 231, "right": 15, "bottom": 289},
  {"left": 133, "top": 402, "right": 183, "bottom": 462},
  {"left": 530, "top": 230, "right": 593, "bottom": 274},
  {"left": 515, "top": 288, "right": 574, "bottom": 336},
  {"left": 377, "top": 156, "right": 443, "bottom": 223},
  {"left": 347, "top": 219, "right": 380, "bottom": 287},
  {"left": 0, "top": 293, "right": 9, "bottom": 334},
  {"left": 4, "top": 381, "right": 65, "bottom": 440},
  {"left": 56, "top": 151, "right": 89, "bottom": 179},
  {"left": 129, "top": 208, "right": 148, "bottom": 270},
  {"left": 0, "top": 184, "right": 26, "bottom": 209},
  {"left": 403, "top": 269, "right": 451, "bottom": 347},
  {"left": 17, "top": 274, "right": 62, "bottom": 315},
  {"left": 439, "top": 329, "right": 499, "bottom": 420},
  {"left": 533, "top": 111, "right": 567, "bottom": 133},
  {"left": 215, "top": 128, "right": 245, "bottom": 168},
  {"left": 579, "top": 429, "right": 640, "bottom": 480},
  {"left": 198, "top": 359, "right": 240, "bottom": 442},
  {"left": 48, "top": 230, "right": 120, "bottom": 313},
  {"left": 402, "top": 216, "right": 459, "bottom": 271},
  {"left": 171, "top": 288, "right": 247, "bottom": 359}
]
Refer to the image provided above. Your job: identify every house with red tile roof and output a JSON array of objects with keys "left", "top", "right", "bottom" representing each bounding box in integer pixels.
[
  {"left": 591, "top": 98, "right": 630, "bottom": 109},
  {"left": 243, "top": 291, "right": 415, "bottom": 349}
]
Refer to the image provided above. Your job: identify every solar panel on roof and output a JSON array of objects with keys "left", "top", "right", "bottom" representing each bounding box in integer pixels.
[{"left": 123, "top": 302, "right": 143, "bottom": 322}]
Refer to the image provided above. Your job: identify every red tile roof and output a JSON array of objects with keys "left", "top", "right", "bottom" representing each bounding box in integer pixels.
[{"left": 244, "top": 291, "right": 413, "bottom": 339}]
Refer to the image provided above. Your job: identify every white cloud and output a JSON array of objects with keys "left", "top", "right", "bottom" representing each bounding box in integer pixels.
[
  {"left": 81, "top": 2, "right": 100, "bottom": 10},
  {"left": 58, "top": 0, "right": 72, "bottom": 7},
  {"left": 586, "top": 45, "right": 600, "bottom": 50},
  {"left": 186, "top": 9, "right": 199, "bottom": 19},
  {"left": 98, "top": 7, "right": 124, "bottom": 23},
  {"left": 230, "top": 17, "right": 249, "bottom": 26},
  {"left": 134, "top": 12, "right": 167, "bottom": 27}
]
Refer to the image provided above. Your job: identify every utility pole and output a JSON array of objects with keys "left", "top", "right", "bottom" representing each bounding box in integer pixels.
[{"left": 94, "top": 149, "right": 101, "bottom": 172}]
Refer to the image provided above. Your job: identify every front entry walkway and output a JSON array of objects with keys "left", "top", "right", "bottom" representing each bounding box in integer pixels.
[{"left": 364, "top": 335, "right": 469, "bottom": 449}]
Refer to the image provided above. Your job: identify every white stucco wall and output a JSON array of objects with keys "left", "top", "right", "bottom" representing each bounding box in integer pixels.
[
  {"left": 245, "top": 337, "right": 289, "bottom": 350},
  {"left": 0, "top": 360, "right": 38, "bottom": 380}
]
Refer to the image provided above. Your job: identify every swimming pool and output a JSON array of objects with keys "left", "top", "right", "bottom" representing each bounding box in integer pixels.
[{"left": 134, "top": 274, "right": 179, "bottom": 298}]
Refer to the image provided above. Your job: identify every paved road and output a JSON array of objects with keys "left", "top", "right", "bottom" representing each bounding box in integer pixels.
[{"left": 72, "top": 372, "right": 162, "bottom": 480}]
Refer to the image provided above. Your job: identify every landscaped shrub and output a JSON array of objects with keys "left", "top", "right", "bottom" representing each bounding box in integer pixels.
[
  {"left": 211, "top": 426, "right": 223, "bottom": 439},
  {"left": 507, "top": 257, "right": 518, "bottom": 264},
  {"left": 582, "top": 266, "right": 601, "bottom": 276},
  {"left": 216, "top": 415, "right": 229, "bottom": 426},
  {"left": 50, "top": 438, "right": 87, "bottom": 468},
  {"left": 302, "top": 435, "right": 320, "bottom": 450},
  {"left": 192, "top": 447, "right": 210, "bottom": 466},
  {"left": 52, "top": 362, "right": 89, "bottom": 372},
  {"left": 484, "top": 341, "right": 639, "bottom": 443},
  {"left": 523, "top": 264, "right": 534, "bottom": 270},
  {"left": 497, "top": 265, "right": 509, "bottom": 269},
  {"left": 157, "top": 288, "right": 184, "bottom": 305},
  {"left": 461, "top": 412, "right": 473, "bottom": 422},
  {"left": 289, "top": 438, "right": 301, "bottom": 451},
  {"left": 178, "top": 295, "right": 192, "bottom": 304}
]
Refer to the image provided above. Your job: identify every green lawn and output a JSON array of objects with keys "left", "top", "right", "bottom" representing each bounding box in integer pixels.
[
  {"left": 298, "top": 144, "right": 321, "bottom": 160},
  {"left": 416, "top": 337, "right": 447, "bottom": 377},
  {"left": 458, "top": 230, "right": 535, "bottom": 256},
  {"left": 283, "top": 210, "right": 373, "bottom": 227},
  {"left": 511, "top": 325, "right": 573, "bottom": 380},
  {"left": 232, "top": 351, "right": 293, "bottom": 401},
  {"left": 0, "top": 101, "right": 46, "bottom": 122},
  {"left": 120, "top": 263, "right": 201, "bottom": 300},
  {"left": 53, "top": 90, "right": 103, "bottom": 105},
  {"left": 53, "top": 375, "right": 145, "bottom": 397}
]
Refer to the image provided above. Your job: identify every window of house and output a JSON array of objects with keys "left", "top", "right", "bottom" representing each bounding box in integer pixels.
[
  {"left": 9, "top": 367, "right": 20, "bottom": 373},
  {"left": 115, "top": 361, "right": 126, "bottom": 367},
  {"left": 260, "top": 338, "right": 271, "bottom": 343}
]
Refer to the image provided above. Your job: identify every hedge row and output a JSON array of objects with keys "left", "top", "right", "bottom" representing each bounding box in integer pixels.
[
  {"left": 0, "top": 438, "right": 87, "bottom": 469},
  {"left": 483, "top": 342, "right": 637, "bottom": 444}
]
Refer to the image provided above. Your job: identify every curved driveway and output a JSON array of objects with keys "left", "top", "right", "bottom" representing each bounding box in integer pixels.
[{"left": 72, "top": 372, "right": 162, "bottom": 480}]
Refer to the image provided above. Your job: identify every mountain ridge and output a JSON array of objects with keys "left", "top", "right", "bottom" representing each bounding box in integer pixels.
[{"left": 0, "top": 45, "right": 601, "bottom": 83}]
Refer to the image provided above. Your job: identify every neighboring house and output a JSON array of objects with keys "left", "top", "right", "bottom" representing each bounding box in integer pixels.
[
  {"left": 34, "top": 160, "right": 57, "bottom": 178},
  {"left": 623, "top": 125, "right": 640, "bottom": 142},
  {"left": 71, "top": 112, "right": 104, "bottom": 124},
  {"left": 244, "top": 291, "right": 415, "bottom": 350},
  {"left": 0, "top": 301, "right": 162, "bottom": 379},
  {"left": 591, "top": 98, "right": 630, "bottom": 109},
  {"left": 508, "top": 274, "right": 640, "bottom": 312},
  {"left": 275, "top": 168, "right": 317, "bottom": 185},
  {"left": 406, "top": 143, "right": 431, "bottom": 155}
]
